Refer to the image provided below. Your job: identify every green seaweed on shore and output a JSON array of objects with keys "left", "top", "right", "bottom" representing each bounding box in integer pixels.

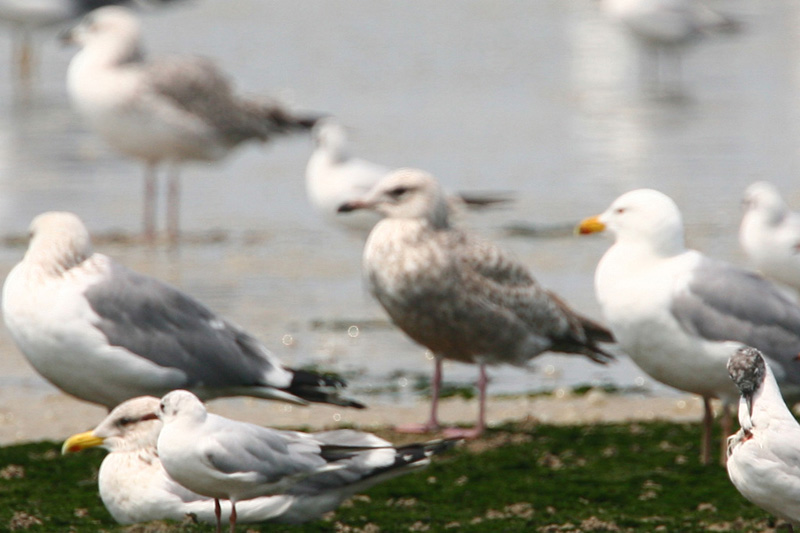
[{"left": 0, "top": 421, "right": 778, "bottom": 532}]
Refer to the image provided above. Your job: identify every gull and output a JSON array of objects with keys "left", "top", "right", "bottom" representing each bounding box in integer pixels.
[
  {"left": 739, "top": 181, "right": 800, "bottom": 294},
  {"left": 306, "top": 118, "right": 510, "bottom": 236},
  {"left": 0, "top": 0, "right": 182, "bottom": 84},
  {"left": 62, "top": 6, "right": 318, "bottom": 242},
  {"left": 1, "top": 211, "right": 364, "bottom": 409},
  {"left": 64, "top": 396, "right": 455, "bottom": 526},
  {"left": 338, "top": 168, "right": 615, "bottom": 438},
  {"left": 602, "top": 0, "right": 739, "bottom": 95},
  {"left": 578, "top": 188, "right": 800, "bottom": 464},
  {"left": 727, "top": 346, "right": 800, "bottom": 529},
  {"left": 156, "top": 390, "right": 457, "bottom": 532}
]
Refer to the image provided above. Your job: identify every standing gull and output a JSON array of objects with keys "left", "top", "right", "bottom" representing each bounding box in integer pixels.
[
  {"left": 578, "top": 188, "right": 800, "bottom": 464},
  {"left": 306, "top": 118, "right": 510, "bottom": 236},
  {"left": 739, "top": 181, "right": 800, "bottom": 294},
  {"left": 63, "top": 396, "right": 454, "bottom": 526},
  {"left": 156, "top": 390, "right": 457, "bottom": 532},
  {"left": 727, "top": 347, "right": 800, "bottom": 528},
  {"left": 2, "top": 211, "right": 364, "bottom": 409},
  {"left": 63, "top": 6, "right": 318, "bottom": 242},
  {"left": 338, "top": 168, "right": 614, "bottom": 437}
]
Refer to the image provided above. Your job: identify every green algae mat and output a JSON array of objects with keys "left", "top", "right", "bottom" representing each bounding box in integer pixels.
[{"left": 0, "top": 421, "right": 778, "bottom": 532}]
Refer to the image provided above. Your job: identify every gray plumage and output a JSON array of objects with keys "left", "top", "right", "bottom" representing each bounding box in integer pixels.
[
  {"left": 2, "top": 211, "right": 362, "bottom": 409},
  {"left": 671, "top": 256, "right": 800, "bottom": 397},
  {"left": 339, "top": 168, "right": 613, "bottom": 434},
  {"left": 156, "top": 390, "right": 456, "bottom": 530},
  {"left": 63, "top": 6, "right": 318, "bottom": 240},
  {"left": 348, "top": 168, "right": 614, "bottom": 366}
]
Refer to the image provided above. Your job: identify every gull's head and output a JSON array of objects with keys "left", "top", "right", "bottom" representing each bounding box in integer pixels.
[
  {"left": 26, "top": 212, "right": 93, "bottom": 274},
  {"left": 312, "top": 117, "right": 349, "bottom": 155},
  {"left": 742, "top": 181, "right": 786, "bottom": 223},
  {"left": 158, "top": 390, "right": 207, "bottom": 424},
  {"left": 577, "top": 189, "right": 686, "bottom": 254},
  {"left": 338, "top": 168, "right": 449, "bottom": 228},
  {"left": 62, "top": 396, "right": 162, "bottom": 455},
  {"left": 62, "top": 6, "right": 143, "bottom": 63},
  {"left": 728, "top": 346, "right": 767, "bottom": 421}
]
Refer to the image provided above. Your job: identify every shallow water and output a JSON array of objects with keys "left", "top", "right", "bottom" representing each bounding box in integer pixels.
[{"left": 0, "top": 0, "right": 796, "bottom": 409}]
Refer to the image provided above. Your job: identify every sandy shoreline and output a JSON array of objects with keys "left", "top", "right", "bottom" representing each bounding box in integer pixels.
[{"left": 0, "top": 386, "right": 711, "bottom": 446}]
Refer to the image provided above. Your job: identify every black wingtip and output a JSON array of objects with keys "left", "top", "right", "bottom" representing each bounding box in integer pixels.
[{"left": 286, "top": 368, "right": 367, "bottom": 409}]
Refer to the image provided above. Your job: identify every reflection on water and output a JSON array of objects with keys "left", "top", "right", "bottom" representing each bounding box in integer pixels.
[{"left": 0, "top": 0, "right": 798, "bottom": 406}]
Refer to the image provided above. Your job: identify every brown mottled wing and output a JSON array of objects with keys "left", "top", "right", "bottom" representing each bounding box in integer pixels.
[{"left": 142, "top": 56, "right": 278, "bottom": 145}]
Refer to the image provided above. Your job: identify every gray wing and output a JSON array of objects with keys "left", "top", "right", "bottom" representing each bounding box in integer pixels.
[
  {"left": 84, "top": 260, "right": 282, "bottom": 388},
  {"left": 204, "top": 421, "right": 328, "bottom": 483},
  {"left": 142, "top": 56, "right": 279, "bottom": 145},
  {"left": 671, "top": 256, "right": 800, "bottom": 383}
]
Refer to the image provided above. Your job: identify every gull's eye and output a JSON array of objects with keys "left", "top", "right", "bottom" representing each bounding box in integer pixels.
[
  {"left": 117, "top": 416, "right": 134, "bottom": 427},
  {"left": 389, "top": 186, "right": 410, "bottom": 199},
  {"left": 614, "top": 207, "right": 626, "bottom": 214}
]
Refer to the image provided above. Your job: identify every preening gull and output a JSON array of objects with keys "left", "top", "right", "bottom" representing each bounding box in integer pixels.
[
  {"left": 578, "top": 188, "right": 800, "bottom": 464},
  {"left": 156, "top": 390, "right": 457, "bottom": 532},
  {"left": 306, "top": 118, "right": 509, "bottom": 236},
  {"left": 338, "top": 168, "right": 615, "bottom": 437},
  {"left": 0, "top": 0, "right": 181, "bottom": 82},
  {"left": 727, "top": 347, "right": 800, "bottom": 527},
  {"left": 1, "top": 211, "right": 364, "bottom": 409},
  {"left": 739, "top": 181, "right": 800, "bottom": 293},
  {"left": 64, "top": 396, "right": 454, "bottom": 526},
  {"left": 602, "top": 0, "right": 739, "bottom": 94},
  {"left": 63, "top": 6, "right": 318, "bottom": 242}
]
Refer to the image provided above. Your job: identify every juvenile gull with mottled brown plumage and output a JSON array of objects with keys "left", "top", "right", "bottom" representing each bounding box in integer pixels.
[
  {"left": 63, "top": 6, "right": 318, "bottom": 242},
  {"left": 338, "top": 168, "right": 615, "bottom": 437}
]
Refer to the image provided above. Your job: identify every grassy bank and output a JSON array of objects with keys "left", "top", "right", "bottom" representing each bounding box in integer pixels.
[{"left": 0, "top": 420, "right": 776, "bottom": 532}]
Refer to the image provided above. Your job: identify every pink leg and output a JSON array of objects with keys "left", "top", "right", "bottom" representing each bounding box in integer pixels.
[
  {"left": 700, "top": 396, "right": 713, "bottom": 466},
  {"left": 214, "top": 498, "right": 221, "bottom": 533},
  {"left": 166, "top": 164, "right": 181, "bottom": 245},
  {"left": 394, "top": 357, "right": 443, "bottom": 433},
  {"left": 143, "top": 164, "right": 158, "bottom": 244},
  {"left": 443, "top": 364, "right": 488, "bottom": 439},
  {"left": 229, "top": 502, "right": 237, "bottom": 533}
]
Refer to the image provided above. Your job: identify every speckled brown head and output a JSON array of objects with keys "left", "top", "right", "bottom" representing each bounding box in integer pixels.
[{"left": 728, "top": 346, "right": 766, "bottom": 397}]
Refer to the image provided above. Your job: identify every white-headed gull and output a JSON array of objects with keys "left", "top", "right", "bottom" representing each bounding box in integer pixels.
[
  {"left": 338, "top": 168, "right": 615, "bottom": 438},
  {"left": 2, "top": 211, "right": 364, "bottom": 409},
  {"left": 578, "top": 188, "right": 800, "bottom": 464},
  {"left": 739, "top": 181, "right": 800, "bottom": 294},
  {"left": 156, "top": 390, "right": 457, "bottom": 532},
  {"left": 62, "top": 6, "right": 318, "bottom": 242},
  {"left": 727, "top": 346, "right": 800, "bottom": 528},
  {"left": 306, "top": 118, "right": 510, "bottom": 236},
  {"left": 63, "top": 396, "right": 454, "bottom": 526}
]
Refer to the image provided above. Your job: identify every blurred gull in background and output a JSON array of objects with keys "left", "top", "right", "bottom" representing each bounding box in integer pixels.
[
  {"left": 62, "top": 6, "right": 318, "bottom": 242},
  {"left": 739, "top": 181, "right": 800, "bottom": 295},
  {"left": 0, "top": 0, "right": 183, "bottom": 83},
  {"left": 306, "top": 118, "right": 510, "bottom": 237},
  {"left": 602, "top": 0, "right": 740, "bottom": 95}
]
